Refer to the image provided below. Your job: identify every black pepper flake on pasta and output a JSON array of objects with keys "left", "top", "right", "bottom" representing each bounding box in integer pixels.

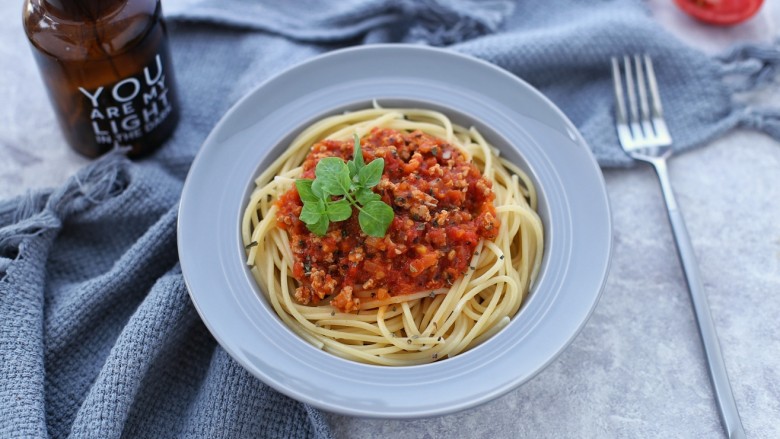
[
  {"left": 432, "top": 353, "right": 438, "bottom": 359},
  {"left": 437, "top": 336, "right": 442, "bottom": 342},
  {"left": 429, "top": 291, "right": 435, "bottom": 298},
  {"left": 407, "top": 339, "right": 412, "bottom": 345},
  {"left": 244, "top": 241, "right": 258, "bottom": 250},
  {"left": 331, "top": 311, "right": 335, "bottom": 316},
  {"left": 392, "top": 306, "right": 397, "bottom": 312},
  {"left": 499, "top": 254, "right": 505, "bottom": 260},
  {"left": 469, "top": 266, "right": 476, "bottom": 270}
]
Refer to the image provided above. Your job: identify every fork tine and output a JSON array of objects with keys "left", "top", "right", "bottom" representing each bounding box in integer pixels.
[
  {"left": 634, "top": 55, "right": 651, "bottom": 122},
  {"left": 643, "top": 55, "right": 672, "bottom": 144},
  {"left": 610, "top": 57, "right": 627, "bottom": 125},
  {"left": 623, "top": 56, "right": 640, "bottom": 128},
  {"left": 634, "top": 54, "right": 657, "bottom": 140},
  {"left": 643, "top": 55, "right": 664, "bottom": 118}
]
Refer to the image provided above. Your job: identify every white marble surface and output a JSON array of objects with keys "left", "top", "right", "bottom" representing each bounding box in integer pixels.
[{"left": 2, "top": 1, "right": 779, "bottom": 438}]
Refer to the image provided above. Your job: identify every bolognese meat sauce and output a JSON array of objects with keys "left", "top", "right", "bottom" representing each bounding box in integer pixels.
[{"left": 276, "top": 127, "right": 500, "bottom": 312}]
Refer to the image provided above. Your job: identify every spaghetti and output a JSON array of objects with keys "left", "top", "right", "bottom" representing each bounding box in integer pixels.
[{"left": 242, "top": 107, "right": 543, "bottom": 366}]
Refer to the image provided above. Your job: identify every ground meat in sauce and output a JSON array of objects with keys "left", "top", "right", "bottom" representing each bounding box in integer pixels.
[{"left": 275, "top": 127, "right": 500, "bottom": 312}]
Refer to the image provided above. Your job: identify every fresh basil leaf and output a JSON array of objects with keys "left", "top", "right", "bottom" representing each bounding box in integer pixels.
[
  {"left": 355, "top": 188, "right": 381, "bottom": 205},
  {"left": 358, "top": 158, "right": 383, "bottom": 188},
  {"left": 338, "top": 166, "right": 352, "bottom": 194},
  {"left": 347, "top": 160, "right": 357, "bottom": 179},
  {"left": 352, "top": 133, "right": 365, "bottom": 170},
  {"left": 295, "top": 179, "right": 318, "bottom": 203},
  {"left": 358, "top": 200, "right": 394, "bottom": 237},
  {"left": 316, "top": 157, "right": 350, "bottom": 196},
  {"left": 307, "top": 215, "right": 329, "bottom": 236},
  {"left": 311, "top": 179, "right": 325, "bottom": 198},
  {"left": 296, "top": 135, "right": 394, "bottom": 237},
  {"left": 326, "top": 198, "right": 352, "bottom": 222},
  {"left": 299, "top": 201, "right": 324, "bottom": 225}
]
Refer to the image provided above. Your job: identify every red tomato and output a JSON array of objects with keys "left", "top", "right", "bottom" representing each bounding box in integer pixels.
[{"left": 673, "top": 0, "right": 764, "bottom": 25}]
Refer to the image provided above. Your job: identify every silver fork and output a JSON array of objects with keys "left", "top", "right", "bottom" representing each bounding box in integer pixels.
[{"left": 611, "top": 55, "right": 746, "bottom": 439}]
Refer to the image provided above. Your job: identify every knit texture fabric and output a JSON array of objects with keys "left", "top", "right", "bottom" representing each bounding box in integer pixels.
[{"left": 1, "top": 0, "right": 778, "bottom": 438}]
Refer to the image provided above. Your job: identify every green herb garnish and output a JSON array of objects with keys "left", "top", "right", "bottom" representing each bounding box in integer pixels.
[{"left": 295, "top": 134, "right": 394, "bottom": 237}]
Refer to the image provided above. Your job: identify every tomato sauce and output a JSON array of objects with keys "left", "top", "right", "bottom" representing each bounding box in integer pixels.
[{"left": 276, "top": 128, "right": 500, "bottom": 312}]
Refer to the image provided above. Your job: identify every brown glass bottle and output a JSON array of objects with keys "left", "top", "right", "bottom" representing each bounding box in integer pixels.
[{"left": 23, "top": 0, "right": 179, "bottom": 158}]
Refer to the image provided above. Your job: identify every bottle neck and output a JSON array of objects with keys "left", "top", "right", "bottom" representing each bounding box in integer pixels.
[{"left": 40, "top": 0, "right": 126, "bottom": 21}]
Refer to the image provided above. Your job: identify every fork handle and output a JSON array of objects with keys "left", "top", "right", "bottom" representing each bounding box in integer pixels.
[{"left": 652, "top": 159, "right": 746, "bottom": 439}]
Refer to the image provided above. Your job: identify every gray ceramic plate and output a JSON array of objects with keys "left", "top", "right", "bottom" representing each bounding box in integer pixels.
[{"left": 178, "top": 45, "right": 611, "bottom": 418}]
